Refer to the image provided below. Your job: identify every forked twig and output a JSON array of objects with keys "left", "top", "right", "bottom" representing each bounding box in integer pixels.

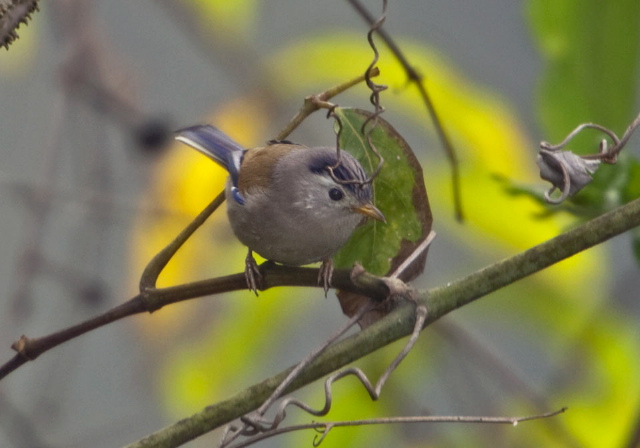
[
  {"left": 275, "top": 68, "right": 380, "bottom": 142},
  {"left": 219, "top": 223, "right": 569, "bottom": 448},
  {"left": 218, "top": 301, "right": 377, "bottom": 446},
  {"left": 139, "top": 192, "right": 225, "bottom": 292},
  {"left": 221, "top": 304, "right": 428, "bottom": 448}
]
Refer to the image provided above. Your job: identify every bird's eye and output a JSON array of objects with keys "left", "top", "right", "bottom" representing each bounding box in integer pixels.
[{"left": 329, "top": 188, "right": 344, "bottom": 201}]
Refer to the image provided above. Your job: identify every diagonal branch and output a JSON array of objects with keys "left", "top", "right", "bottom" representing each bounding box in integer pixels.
[{"left": 125, "top": 195, "right": 640, "bottom": 448}]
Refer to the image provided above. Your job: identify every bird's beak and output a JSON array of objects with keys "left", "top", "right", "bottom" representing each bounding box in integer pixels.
[{"left": 353, "top": 203, "right": 386, "bottom": 223}]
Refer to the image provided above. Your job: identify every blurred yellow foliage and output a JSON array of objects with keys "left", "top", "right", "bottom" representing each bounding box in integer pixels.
[{"left": 185, "top": 0, "right": 258, "bottom": 39}]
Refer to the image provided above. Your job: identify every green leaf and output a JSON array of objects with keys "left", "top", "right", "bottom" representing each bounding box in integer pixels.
[
  {"left": 528, "top": 0, "right": 640, "bottom": 142},
  {"left": 332, "top": 108, "right": 432, "bottom": 278}
]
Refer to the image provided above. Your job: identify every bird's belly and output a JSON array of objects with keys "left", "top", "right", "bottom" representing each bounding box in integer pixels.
[
  {"left": 234, "top": 218, "right": 346, "bottom": 265},
  {"left": 227, "top": 197, "right": 354, "bottom": 266}
]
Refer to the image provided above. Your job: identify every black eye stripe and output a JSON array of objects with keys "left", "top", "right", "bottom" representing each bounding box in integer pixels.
[{"left": 329, "top": 188, "right": 344, "bottom": 201}]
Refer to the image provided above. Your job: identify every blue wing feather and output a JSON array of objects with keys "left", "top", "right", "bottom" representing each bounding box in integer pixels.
[{"left": 175, "top": 125, "right": 246, "bottom": 203}]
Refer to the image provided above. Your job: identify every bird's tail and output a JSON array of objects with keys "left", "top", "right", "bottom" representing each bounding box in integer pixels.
[{"left": 175, "top": 125, "right": 245, "bottom": 187}]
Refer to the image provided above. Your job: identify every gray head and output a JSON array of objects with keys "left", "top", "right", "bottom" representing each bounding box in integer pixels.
[{"left": 273, "top": 147, "right": 385, "bottom": 227}]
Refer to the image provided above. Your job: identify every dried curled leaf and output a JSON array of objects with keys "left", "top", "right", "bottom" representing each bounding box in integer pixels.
[
  {"left": 0, "top": 0, "right": 39, "bottom": 50},
  {"left": 537, "top": 149, "right": 601, "bottom": 204}
]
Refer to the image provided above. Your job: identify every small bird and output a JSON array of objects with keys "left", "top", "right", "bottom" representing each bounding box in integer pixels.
[{"left": 175, "top": 125, "right": 385, "bottom": 294}]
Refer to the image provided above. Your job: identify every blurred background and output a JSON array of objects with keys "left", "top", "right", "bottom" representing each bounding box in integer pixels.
[{"left": 1, "top": 1, "right": 639, "bottom": 447}]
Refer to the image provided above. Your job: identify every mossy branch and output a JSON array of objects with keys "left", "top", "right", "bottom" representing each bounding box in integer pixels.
[{"left": 125, "top": 196, "right": 640, "bottom": 448}]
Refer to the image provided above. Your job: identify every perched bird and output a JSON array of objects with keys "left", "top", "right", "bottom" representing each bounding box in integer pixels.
[{"left": 175, "top": 125, "right": 385, "bottom": 293}]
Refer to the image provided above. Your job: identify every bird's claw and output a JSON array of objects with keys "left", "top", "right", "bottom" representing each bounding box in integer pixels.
[
  {"left": 318, "top": 259, "right": 334, "bottom": 297},
  {"left": 245, "top": 251, "right": 261, "bottom": 295}
]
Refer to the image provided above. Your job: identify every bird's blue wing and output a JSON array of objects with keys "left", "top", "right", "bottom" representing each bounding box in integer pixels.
[{"left": 175, "top": 125, "right": 245, "bottom": 203}]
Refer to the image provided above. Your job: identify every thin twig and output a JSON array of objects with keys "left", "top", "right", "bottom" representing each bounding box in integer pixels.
[
  {"left": 224, "top": 304, "right": 428, "bottom": 448},
  {"left": 390, "top": 230, "right": 436, "bottom": 278},
  {"left": 275, "top": 67, "right": 380, "bottom": 141},
  {"left": 259, "top": 303, "right": 375, "bottom": 414},
  {"left": 219, "top": 302, "right": 376, "bottom": 447},
  {"left": 540, "top": 112, "right": 640, "bottom": 161},
  {"left": 435, "top": 321, "right": 582, "bottom": 447},
  {"left": 358, "top": 0, "right": 387, "bottom": 184},
  {"left": 346, "top": 0, "right": 463, "bottom": 221},
  {"left": 325, "top": 0, "right": 387, "bottom": 188},
  {"left": 221, "top": 236, "right": 435, "bottom": 446},
  {"left": 612, "top": 112, "right": 640, "bottom": 156},
  {"left": 540, "top": 123, "right": 621, "bottom": 153},
  {"left": 139, "top": 193, "right": 225, "bottom": 292},
  {"left": 229, "top": 407, "right": 568, "bottom": 448}
]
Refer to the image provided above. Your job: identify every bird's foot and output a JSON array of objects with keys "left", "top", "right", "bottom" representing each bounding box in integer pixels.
[
  {"left": 245, "top": 251, "right": 261, "bottom": 295},
  {"left": 318, "top": 259, "right": 334, "bottom": 297}
]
